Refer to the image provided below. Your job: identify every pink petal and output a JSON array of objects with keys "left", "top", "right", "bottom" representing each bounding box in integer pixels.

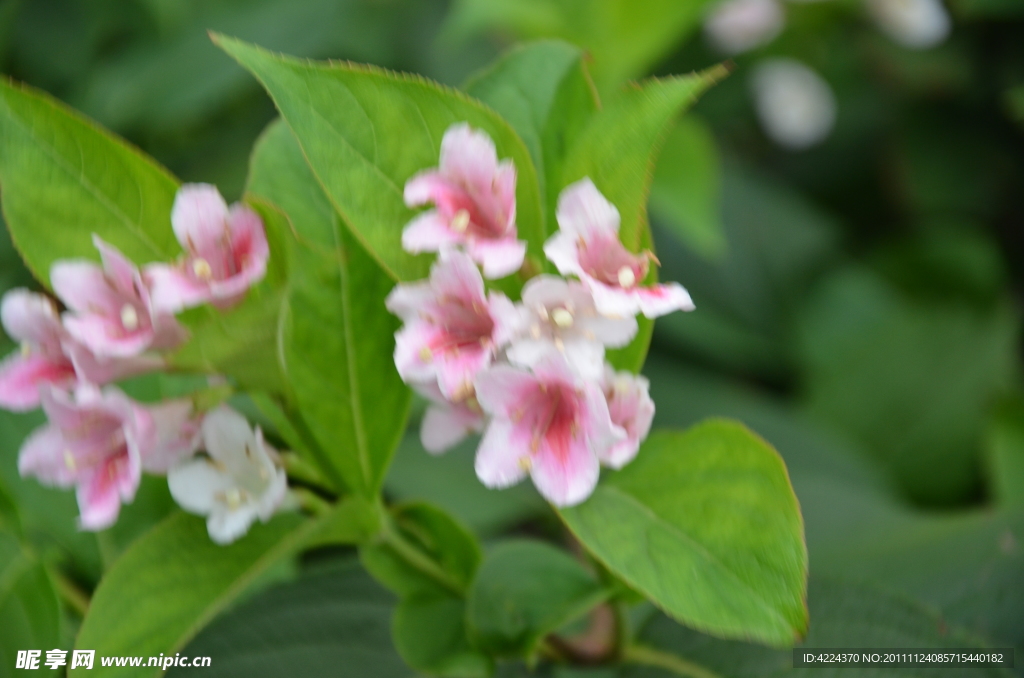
[
  {"left": 486, "top": 292, "right": 525, "bottom": 348},
  {"left": 431, "top": 249, "right": 486, "bottom": 302},
  {"left": 66, "top": 342, "right": 161, "bottom": 385},
  {"left": 543, "top": 231, "right": 584, "bottom": 278},
  {"left": 468, "top": 238, "right": 527, "bottom": 279},
  {"left": 439, "top": 123, "right": 500, "bottom": 192},
  {"left": 394, "top": 321, "right": 446, "bottom": 385},
  {"left": 171, "top": 183, "right": 230, "bottom": 257},
  {"left": 635, "top": 282, "right": 696, "bottom": 318},
  {"left": 588, "top": 279, "right": 644, "bottom": 318},
  {"left": 404, "top": 172, "right": 458, "bottom": 209},
  {"left": 385, "top": 280, "right": 434, "bottom": 320},
  {"left": 92, "top": 236, "right": 139, "bottom": 295},
  {"left": 556, "top": 178, "right": 621, "bottom": 237},
  {"left": 141, "top": 400, "right": 202, "bottom": 473},
  {"left": 50, "top": 261, "right": 120, "bottom": 316},
  {"left": 401, "top": 211, "right": 463, "bottom": 254},
  {"left": 145, "top": 264, "right": 213, "bottom": 314},
  {"left": 63, "top": 314, "right": 155, "bottom": 359},
  {"left": 421, "top": 403, "right": 483, "bottom": 454},
  {"left": 18, "top": 425, "right": 76, "bottom": 486},
  {"left": 76, "top": 463, "right": 130, "bottom": 531},
  {"left": 474, "top": 418, "right": 529, "bottom": 489},
  {"left": 0, "top": 289, "right": 64, "bottom": 348},
  {"left": 435, "top": 345, "right": 492, "bottom": 401},
  {"left": 474, "top": 364, "right": 538, "bottom": 417},
  {"left": 529, "top": 433, "right": 600, "bottom": 507},
  {"left": 0, "top": 352, "right": 76, "bottom": 411}
]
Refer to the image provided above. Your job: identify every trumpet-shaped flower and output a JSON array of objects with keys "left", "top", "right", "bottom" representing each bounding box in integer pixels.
[
  {"left": 403, "top": 123, "right": 525, "bottom": 279},
  {"left": 17, "top": 385, "right": 160, "bottom": 530},
  {"left": 600, "top": 366, "right": 654, "bottom": 469},
  {"left": 146, "top": 184, "right": 269, "bottom": 313},
  {"left": 544, "top": 179, "right": 695, "bottom": 319},
  {"left": 52, "top": 236, "right": 186, "bottom": 358},
  {"left": 386, "top": 249, "right": 521, "bottom": 401},
  {"left": 168, "top": 407, "right": 286, "bottom": 545},
  {"left": 507, "top": 276, "right": 637, "bottom": 380},
  {"left": 0, "top": 290, "right": 78, "bottom": 410},
  {"left": 473, "top": 356, "right": 622, "bottom": 507}
]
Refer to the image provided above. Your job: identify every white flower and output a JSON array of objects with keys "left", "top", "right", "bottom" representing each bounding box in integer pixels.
[
  {"left": 750, "top": 58, "right": 837, "bottom": 150},
  {"left": 705, "top": 0, "right": 785, "bottom": 54},
  {"left": 507, "top": 275, "right": 637, "bottom": 380},
  {"left": 168, "top": 407, "right": 286, "bottom": 544},
  {"left": 866, "top": 0, "right": 950, "bottom": 49}
]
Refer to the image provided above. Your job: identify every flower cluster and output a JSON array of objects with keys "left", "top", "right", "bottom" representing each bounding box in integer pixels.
[
  {"left": 387, "top": 123, "right": 692, "bottom": 507},
  {"left": 0, "top": 184, "right": 281, "bottom": 541}
]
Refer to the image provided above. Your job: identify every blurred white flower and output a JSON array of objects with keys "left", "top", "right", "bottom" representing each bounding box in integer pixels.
[
  {"left": 705, "top": 0, "right": 785, "bottom": 54},
  {"left": 750, "top": 58, "right": 837, "bottom": 150},
  {"left": 866, "top": 0, "right": 950, "bottom": 49}
]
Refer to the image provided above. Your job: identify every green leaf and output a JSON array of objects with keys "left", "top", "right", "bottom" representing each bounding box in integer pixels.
[
  {"left": 174, "top": 558, "right": 410, "bottom": 678},
  {"left": 362, "top": 502, "right": 481, "bottom": 598},
  {"left": 215, "top": 34, "right": 546, "bottom": 283},
  {"left": 987, "top": 398, "right": 1024, "bottom": 507},
  {"left": 649, "top": 116, "right": 726, "bottom": 260},
  {"left": 394, "top": 594, "right": 493, "bottom": 678},
  {"left": 559, "top": 422, "right": 808, "bottom": 647},
  {"left": 464, "top": 40, "right": 597, "bottom": 237},
  {"left": 446, "top": 0, "right": 720, "bottom": 91},
  {"left": 0, "top": 76, "right": 180, "bottom": 284},
  {"left": 386, "top": 432, "right": 547, "bottom": 537},
  {"left": 362, "top": 502, "right": 489, "bottom": 677},
  {"left": 247, "top": 120, "right": 410, "bottom": 496},
  {"left": 71, "top": 511, "right": 333, "bottom": 677},
  {"left": 0, "top": 528, "right": 61, "bottom": 676},
  {"left": 467, "top": 539, "right": 609, "bottom": 658},
  {"left": 629, "top": 577, "right": 1015, "bottom": 678}
]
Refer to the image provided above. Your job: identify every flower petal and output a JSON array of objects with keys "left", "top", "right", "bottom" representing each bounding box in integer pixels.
[
  {"left": 76, "top": 468, "right": 125, "bottom": 531},
  {"left": 0, "top": 352, "right": 76, "bottom": 411},
  {"left": 145, "top": 263, "right": 213, "bottom": 314},
  {"left": 168, "top": 459, "right": 233, "bottom": 515},
  {"left": 636, "top": 282, "right": 695, "bottom": 318},
  {"left": 401, "top": 210, "right": 463, "bottom": 254},
  {"left": 207, "top": 505, "right": 259, "bottom": 545},
  {"left": 474, "top": 418, "right": 529, "bottom": 489},
  {"left": 63, "top": 314, "right": 155, "bottom": 358},
  {"left": 201, "top": 407, "right": 257, "bottom": 474},
  {"left": 439, "top": 123, "right": 500, "bottom": 191},
  {"left": 421, "top": 403, "right": 482, "bottom": 454},
  {"left": 171, "top": 183, "right": 230, "bottom": 256},
  {"left": 17, "top": 424, "right": 76, "bottom": 486},
  {"left": 543, "top": 231, "right": 584, "bottom": 278},
  {"left": 1, "top": 289, "right": 63, "bottom": 348},
  {"left": 50, "top": 261, "right": 120, "bottom": 316},
  {"left": 529, "top": 433, "right": 600, "bottom": 507},
  {"left": 474, "top": 364, "right": 537, "bottom": 418},
  {"left": 556, "top": 178, "right": 621, "bottom": 237},
  {"left": 468, "top": 238, "right": 526, "bottom": 279}
]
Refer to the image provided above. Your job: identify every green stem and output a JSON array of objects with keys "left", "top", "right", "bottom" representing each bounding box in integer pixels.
[
  {"left": 381, "top": 518, "right": 465, "bottom": 597},
  {"left": 281, "top": 452, "right": 335, "bottom": 495},
  {"left": 623, "top": 645, "right": 724, "bottom": 678},
  {"left": 51, "top": 569, "right": 90, "bottom": 617},
  {"left": 294, "top": 488, "right": 333, "bottom": 517}
]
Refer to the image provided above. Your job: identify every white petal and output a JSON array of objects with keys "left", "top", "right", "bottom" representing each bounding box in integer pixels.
[
  {"left": 207, "top": 505, "right": 259, "bottom": 545},
  {"left": 202, "top": 407, "right": 257, "bottom": 473},
  {"left": 421, "top": 404, "right": 481, "bottom": 455},
  {"left": 555, "top": 178, "right": 620, "bottom": 237},
  {"left": 167, "top": 459, "right": 233, "bottom": 515},
  {"left": 474, "top": 419, "right": 528, "bottom": 489},
  {"left": 543, "top": 232, "right": 584, "bottom": 277}
]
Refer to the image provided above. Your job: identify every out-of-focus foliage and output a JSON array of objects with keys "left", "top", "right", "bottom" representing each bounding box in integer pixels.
[{"left": 1, "top": 0, "right": 1023, "bottom": 675}]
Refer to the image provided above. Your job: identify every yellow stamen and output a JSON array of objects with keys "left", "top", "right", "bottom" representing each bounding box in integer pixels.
[
  {"left": 551, "top": 308, "right": 574, "bottom": 328},
  {"left": 224, "top": 488, "right": 244, "bottom": 510},
  {"left": 617, "top": 266, "right": 636, "bottom": 288},
  {"left": 120, "top": 304, "right": 139, "bottom": 331},
  {"left": 419, "top": 347, "right": 433, "bottom": 363},
  {"left": 192, "top": 258, "right": 213, "bottom": 280},
  {"left": 64, "top": 450, "right": 76, "bottom": 471},
  {"left": 20, "top": 342, "right": 32, "bottom": 358},
  {"left": 451, "top": 210, "right": 471, "bottom": 233},
  {"left": 518, "top": 456, "right": 533, "bottom": 471}
]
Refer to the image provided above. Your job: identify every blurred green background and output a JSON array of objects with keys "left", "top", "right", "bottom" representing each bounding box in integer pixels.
[{"left": 1, "top": 0, "right": 1023, "bottom": 674}]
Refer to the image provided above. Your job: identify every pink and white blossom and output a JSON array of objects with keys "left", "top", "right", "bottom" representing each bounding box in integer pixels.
[
  {"left": 415, "top": 382, "right": 485, "bottom": 454},
  {"left": 0, "top": 290, "right": 78, "bottom": 410},
  {"left": 507, "top": 275, "right": 637, "bottom": 380},
  {"left": 146, "top": 184, "right": 269, "bottom": 313},
  {"left": 18, "top": 385, "right": 157, "bottom": 530},
  {"left": 704, "top": 0, "right": 785, "bottom": 55},
  {"left": 52, "top": 236, "right": 187, "bottom": 358},
  {"left": 167, "top": 407, "right": 286, "bottom": 545},
  {"left": 386, "top": 249, "right": 522, "bottom": 401},
  {"left": 403, "top": 123, "right": 525, "bottom": 279},
  {"left": 544, "top": 178, "right": 695, "bottom": 319},
  {"left": 600, "top": 366, "right": 654, "bottom": 469},
  {"left": 473, "top": 356, "right": 623, "bottom": 507}
]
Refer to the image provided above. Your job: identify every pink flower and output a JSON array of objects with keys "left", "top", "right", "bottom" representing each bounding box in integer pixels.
[
  {"left": 146, "top": 184, "right": 269, "bottom": 313},
  {"left": 0, "top": 290, "right": 78, "bottom": 411},
  {"left": 600, "top": 366, "right": 654, "bottom": 469},
  {"left": 386, "top": 249, "right": 521, "bottom": 401},
  {"left": 544, "top": 178, "right": 695, "bottom": 319},
  {"left": 414, "top": 382, "right": 485, "bottom": 454},
  {"left": 473, "top": 356, "right": 622, "bottom": 507},
  {"left": 17, "top": 385, "right": 172, "bottom": 530},
  {"left": 52, "top": 236, "right": 187, "bottom": 358},
  {"left": 507, "top": 275, "right": 638, "bottom": 380},
  {"left": 403, "top": 123, "right": 525, "bottom": 279}
]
